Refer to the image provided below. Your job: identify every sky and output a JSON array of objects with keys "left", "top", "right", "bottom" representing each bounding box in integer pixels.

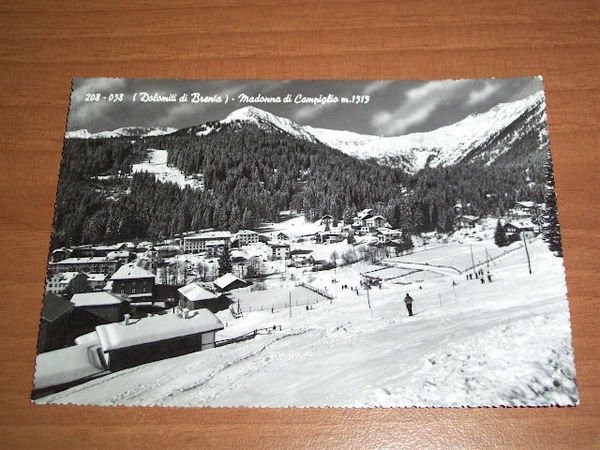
[{"left": 68, "top": 77, "right": 543, "bottom": 136}]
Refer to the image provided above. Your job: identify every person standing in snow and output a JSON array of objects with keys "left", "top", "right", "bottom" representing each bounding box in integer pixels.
[{"left": 404, "top": 293, "right": 414, "bottom": 317}]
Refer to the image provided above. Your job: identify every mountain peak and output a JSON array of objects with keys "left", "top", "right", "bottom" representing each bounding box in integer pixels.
[{"left": 222, "top": 106, "right": 318, "bottom": 142}]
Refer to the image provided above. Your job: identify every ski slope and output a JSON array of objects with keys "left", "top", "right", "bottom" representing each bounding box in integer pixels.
[
  {"left": 131, "top": 149, "right": 203, "bottom": 190},
  {"left": 36, "top": 239, "right": 577, "bottom": 407}
]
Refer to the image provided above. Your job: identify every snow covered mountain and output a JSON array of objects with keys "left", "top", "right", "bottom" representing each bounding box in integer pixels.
[
  {"left": 304, "top": 91, "right": 547, "bottom": 172},
  {"left": 215, "top": 92, "right": 547, "bottom": 173},
  {"left": 222, "top": 106, "right": 320, "bottom": 143},
  {"left": 67, "top": 92, "right": 547, "bottom": 174},
  {"left": 65, "top": 126, "right": 177, "bottom": 139}
]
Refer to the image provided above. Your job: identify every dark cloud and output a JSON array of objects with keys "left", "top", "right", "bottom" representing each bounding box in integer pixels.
[{"left": 67, "top": 77, "right": 543, "bottom": 136}]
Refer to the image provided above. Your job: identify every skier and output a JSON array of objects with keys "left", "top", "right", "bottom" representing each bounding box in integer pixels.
[
  {"left": 487, "top": 271, "right": 492, "bottom": 283},
  {"left": 404, "top": 293, "right": 414, "bottom": 317}
]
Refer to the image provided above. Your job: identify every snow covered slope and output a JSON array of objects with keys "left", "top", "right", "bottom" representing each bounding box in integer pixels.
[
  {"left": 305, "top": 91, "right": 546, "bottom": 172},
  {"left": 223, "top": 106, "right": 320, "bottom": 143},
  {"left": 131, "top": 149, "right": 203, "bottom": 190},
  {"left": 65, "top": 126, "right": 177, "bottom": 139},
  {"left": 36, "top": 239, "right": 577, "bottom": 407}
]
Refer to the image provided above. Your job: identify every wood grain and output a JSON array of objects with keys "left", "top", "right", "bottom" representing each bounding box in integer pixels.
[{"left": 1, "top": 0, "right": 599, "bottom": 447}]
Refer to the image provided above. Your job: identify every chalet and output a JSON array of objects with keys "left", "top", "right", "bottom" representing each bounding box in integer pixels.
[
  {"left": 315, "top": 231, "right": 344, "bottom": 244},
  {"left": 376, "top": 228, "right": 402, "bottom": 243},
  {"left": 45, "top": 272, "right": 88, "bottom": 295},
  {"left": 320, "top": 214, "right": 334, "bottom": 230},
  {"left": 234, "top": 229, "right": 259, "bottom": 246},
  {"left": 289, "top": 249, "right": 313, "bottom": 267},
  {"left": 510, "top": 201, "right": 543, "bottom": 219},
  {"left": 455, "top": 215, "right": 480, "bottom": 228},
  {"left": 110, "top": 262, "right": 155, "bottom": 301},
  {"left": 37, "top": 293, "right": 74, "bottom": 353},
  {"left": 504, "top": 220, "right": 536, "bottom": 239},
  {"left": 95, "top": 309, "right": 224, "bottom": 371},
  {"left": 213, "top": 273, "right": 251, "bottom": 292},
  {"left": 70, "top": 292, "right": 129, "bottom": 323},
  {"left": 271, "top": 242, "right": 291, "bottom": 259},
  {"left": 178, "top": 282, "right": 232, "bottom": 313},
  {"left": 276, "top": 232, "right": 289, "bottom": 241},
  {"left": 183, "top": 231, "right": 232, "bottom": 253},
  {"left": 366, "top": 215, "right": 388, "bottom": 230},
  {"left": 48, "top": 257, "right": 120, "bottom": 276}
]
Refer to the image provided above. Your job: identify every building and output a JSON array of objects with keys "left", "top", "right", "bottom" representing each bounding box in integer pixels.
[
  {"left": 455, "top": 215, "right": 480, "bottom": 228},
  {"left": 213, "top": 273, "right": 251, "bottom": 292},
  {"left": 315, "top": 231, "right": 344, "bottom": 244},
  {"left": 45, "top": 272, "right": 88, "bottom": 295},
  {"left": 48, "top": 257, "right": 120, "bottom": 276},
  {"left": 504, "top": 220, "right": 536, "bottom": 239},
  {"left": 50, "top": 247, "right": 71, "bottom": 262},
  {"left": 271, "top": 242, "right": 291, "bottom": 259},
  {"left": 365, "top": 215, "right": 388, "bottom": 230},
  {"left": 86, "top": 273, "right": 107, "bottom": 291},
  {"left": 320, "top": 214, "right": 334, "bottom": 230},
  {"left": 376, "top": 228, "right": 402, "bottom": 244},
  {"left": 276, "top": 232, "right": 289, "bottom": 241},
  {"left": 154, "top": 244, "right": 182, "bottom": 258},
  {"left": 178, "top": 282, "right": 232, "bottom": 312},
  {"left": 510, "top": 201, "right": 543, "bottom": 220},
  {"left": 95, "top": 309, "right": 224, "bottom": 371},
  {"left": 183, "top": 231, "right": 232, "bottom": 253},
  {"left": 106, "top": 250, "right": 132, "bottom": 265},
  {"left": 234, "top": 229, "right": 259, "bottom": 246},
  {"left": 110, "top": 262, "right": 155, "bottom": 301},
  {"left": 70, "top": 292, "right": 129, "bottom": 323},
  {"left": 37, "top": 293, "right": 74, "bottom": 353}
]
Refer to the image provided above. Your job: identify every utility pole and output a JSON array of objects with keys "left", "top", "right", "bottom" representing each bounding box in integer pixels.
[
  {"left": 469, "top": 244, "right": 476, "bottom": 276},
  {"left": 289, "top": 291, "right": 292, "bottom": 318},
  {"left": 366, "top": 285, "right": 373, "bottom": 317},
  {"left": 522, "top": 231, "right": 532, "bottom": 274}
]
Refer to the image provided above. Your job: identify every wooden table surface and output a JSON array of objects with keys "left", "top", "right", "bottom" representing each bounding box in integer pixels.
[{"left": 1, "top": 0, "right": 599, "bottom": 448}]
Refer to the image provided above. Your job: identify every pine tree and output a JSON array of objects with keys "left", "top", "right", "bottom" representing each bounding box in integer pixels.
[
  {"left": 494, "top": 219, "right": 508, "bottom": 247},
  {"left": 218, "top": 246, "right": 233, "bottom": 276},
  {"left": 542, "top": 153, "right": 563, "bottom": 257}
]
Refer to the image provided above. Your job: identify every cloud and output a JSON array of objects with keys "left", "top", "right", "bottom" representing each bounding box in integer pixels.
[
  {"left": 363, "top": 80, "right": 395, "bottom": 96},
  {"left": 466, "top": 82, "right": 500, "bottom": 106},
  {"left": 371, "top": 79, "right": 471, "bottom": 135}
]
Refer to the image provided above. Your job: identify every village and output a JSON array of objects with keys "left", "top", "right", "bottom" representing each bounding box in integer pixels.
[{"left": 34, "top": 200, "right": 545, "bottom": 399}]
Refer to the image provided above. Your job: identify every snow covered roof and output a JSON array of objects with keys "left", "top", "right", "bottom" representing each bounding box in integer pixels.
[
  {"left": 505, "top": 219, "right": 535, "bottom": 230},
  {"left": 377, "top": 228, "right": 400, "bottom": 235},
  {"left": 71, "top": 292, "right": 125, "bottom": 307},
  {"left": 33, "top": 345, "right": 106, "bottom": 390},
  {"left": 236, "top": 229, "right": 258, "bottom": 235},
  {"left": 178, "top": 282, "right": 218, "bottom": 301},
  {"left": 86, "top": 273, "right": 107, "bottom": 282},
  {"left": 515, "top": 201, "right": 536, "bottom": 208},
  {"left": 184, "top": 231, "right": 232, "bottom": 240},
  {"left": 55, "top": 257, "right": 116, "bottom": 265},
  {"left": 74, "top": 331, "right": 100, "bottom": 346},
  {"left": 107, "top": 250, "right": 130, "bottom": 258},
  {"left": 214, "top": 273, "right": 247, "bottom": 290},
  {"left": 110, "top": 263, "right": 154, "bottom": 281},
  {"left": 48, "top": 271, "right": 84, "bottom": 283},
  {"left": 458, "top": 215, "right": 480, "bottom": 221},
  {"left": 96, "top": 310, "right": 224, "bottom": 352}
]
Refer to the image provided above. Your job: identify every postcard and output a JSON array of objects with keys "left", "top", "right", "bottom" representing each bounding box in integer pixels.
[{"left": 32, "top": 78, "right": 578, "bottom": 407}]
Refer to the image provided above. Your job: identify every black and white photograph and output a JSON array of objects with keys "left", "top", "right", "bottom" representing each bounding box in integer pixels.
[{"left": 32, "top": 77, "right": 578, "bottom": 407}]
